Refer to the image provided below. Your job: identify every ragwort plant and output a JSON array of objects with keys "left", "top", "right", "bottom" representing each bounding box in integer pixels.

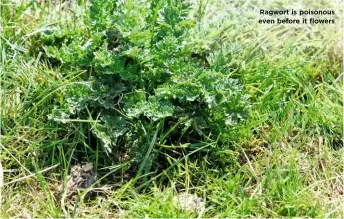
[{"left": 38, "top": 0, "right": 249, "bottom": 179}]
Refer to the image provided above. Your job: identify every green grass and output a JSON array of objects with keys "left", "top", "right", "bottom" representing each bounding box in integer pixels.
[{"left": 1, "top": 0, "right": 343, "bottom": 218}]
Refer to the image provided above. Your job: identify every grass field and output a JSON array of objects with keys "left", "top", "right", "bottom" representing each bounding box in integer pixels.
[{"left": 0, "top": 0, "right": 343, "bottom": 218}]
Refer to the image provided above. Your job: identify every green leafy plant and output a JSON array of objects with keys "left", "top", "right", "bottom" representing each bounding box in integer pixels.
[{"left": 38, "top": 0, "right": 249, "bottom": 179}]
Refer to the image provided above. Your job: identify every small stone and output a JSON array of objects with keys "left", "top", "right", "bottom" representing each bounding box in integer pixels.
[
  {"left": 173, "top": 192, "right": 205, "bottom": 213},
  {"left": 66, "top": 163, "right": 95, "bottom": 198}
]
